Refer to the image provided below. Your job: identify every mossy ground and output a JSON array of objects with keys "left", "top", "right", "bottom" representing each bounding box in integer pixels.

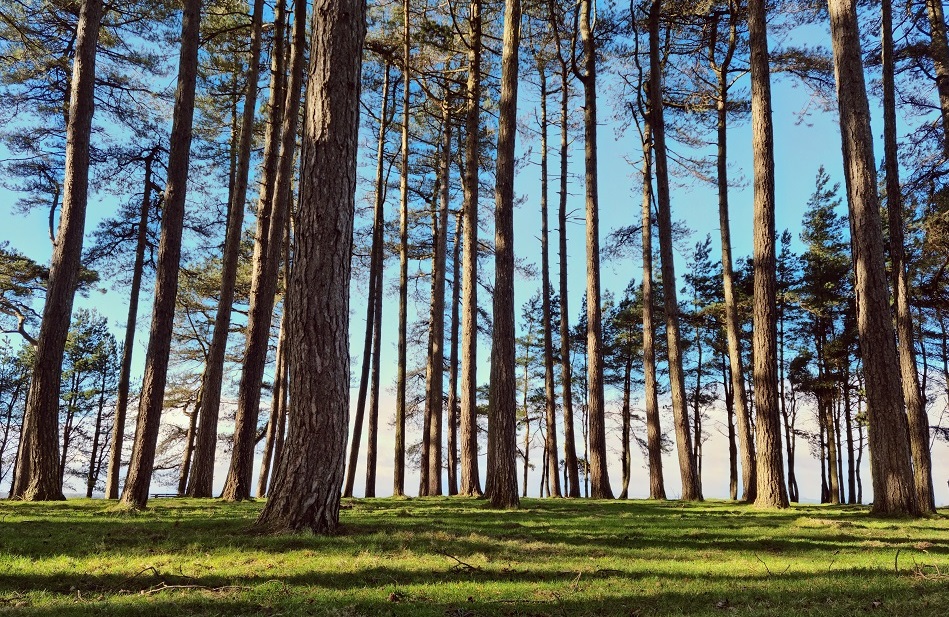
[{"left": 0, "top": 497, "right": 946, "bottom": 616}]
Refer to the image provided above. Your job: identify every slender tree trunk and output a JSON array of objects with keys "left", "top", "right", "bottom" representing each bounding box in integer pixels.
[
  {"left": 521, "top": 338, "right": 531, "bottom": 498},
  {"left": 220, "top": 0, "right": 305, "bottom": 501},
  {"left": 105, "top": 147, "right": 158, "bottom": 499},
  {"left": 85, "top": 375, "right": 107, "bottom": 498},
  {"left": 883, "top": 0, "right": 936, "bottom": 514},
  {"left": 648, "top": 0, "right": 699, "bottom": 501},
  {"left": 459, "top": 0, "right": 483, "bottom": 497},
  {"left": 255, "top": 0, "right": 366, "bottom": 533},
  {"left": 620, "top": 357, "right": 632, "bottom": 499},
  {"left": 489, "top": 0, "right": 522, "bottom": 510},
  {"left": 747, "top": 0, "right": 788, "bottom": 509},
  {"left": 344, "top": 65, "right": 391, "bottom": 499},
  {"left": 178, "top": 402, "right": 198, "bottom": 496},
  {"left": 12, "top": 0, "right": 104, "bottom": 502},
  {"left": 724, "top": 357, "right": 738, "bottom": 500},
  {"left": 826, "top": 0, "right": 918, "bottom": 516},
  {"left": 640, "top": 119, "right": 666, "bottom": 501},
  {"left": 257, "top": 311, "right": 287, "bottom": 497},
  {"left": 446, "top": 211, "right": 461, "bottom": 496},
  {"left": 120, "top": 0, "right": 201, "bottom": 509},
  {"left": 924, "top": 0, "right": 949, "bottom": 156},
  {"left": 538, "top": 64, "right": 562, "bottom": 498},
  {"left": 394, "top": 0, "right": 411, "bottom": 497}
]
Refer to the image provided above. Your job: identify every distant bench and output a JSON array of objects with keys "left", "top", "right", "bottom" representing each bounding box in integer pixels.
[{"left": 151, "top": 493, "right": 182, "bottom": 499}]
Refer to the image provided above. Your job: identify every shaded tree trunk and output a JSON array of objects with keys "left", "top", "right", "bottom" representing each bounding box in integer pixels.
[
  {"left": 826, "top": 0, "right": 918, "bottom": 516},
  {"left": 257, "top": 311, "right": 287, "bottom": 497},
  {"left": 446, "top": 211, "right": 462, "bottom": 496},
  {"left": 254, "top": 0, "right": 366, "bottom": 533},
  {"left": 12, "top": 0, "right": 104, "bottom": 502},
  {"left": 119, "top": 0, "right": 201, "bottom": 509},
  {"left": 924, "top": 0, "right": 949, "bottom": 155}
]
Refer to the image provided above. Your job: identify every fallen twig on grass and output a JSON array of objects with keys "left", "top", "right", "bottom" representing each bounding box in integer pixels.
[
  {"left": 437, "top": 550, "right": 481, "bottom": 572},
  {"left": 140, "top": 583, "right": 249, "bottom": 596}
]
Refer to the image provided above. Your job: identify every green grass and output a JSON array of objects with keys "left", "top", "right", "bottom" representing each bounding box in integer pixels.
[{"left": 0, "top": 497, "right": 946, "bottom": 616}]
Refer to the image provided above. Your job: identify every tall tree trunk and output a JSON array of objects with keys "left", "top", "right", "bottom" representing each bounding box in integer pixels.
[
  {"left": 883, "top": 0, "right": 936, "bottom": 514},
  {"left": 220, "top": 0, "right": 305, "bottom": 502},
  {"left": 538, "top": 63, "right": 562, "bottom": 498},
  {"left": 105, "top": 146, "right": 158, "bottom": 499},
  {"left": 178, "top": 402, "right": 198, "bottom": 496},
  {"left": 459, "top": 0, "right": 483, "bottom": 497},
  {"left": 86, "top": 374, "right": 108, "bottom": 497},
  {"left": 257, "top": 311, "right": 287, "bottom": 497},
  {"left": 620, "top": 356, "right": 632, "bottom": 499},
  {"left": 188, "top": 0, "right": 267, "bottom": 498},
  {"left": 344, "top": 65, "right": 391, "bottom": 499},
  {"left": 255, "top": 0, "right": 366, "bottom": 533},
  {"left": 119, "top": 0, "right": 201, "bottom": 509},
  {"left": 446, "top": 211, "right": 462, "bottom": 496},
  {"left": 826, "top": 0, "right": 918, "bottom": 516},
  {"left": 724, "top": 357, "right": 738, "bottom": 500},
  {"left": 12, "top": 0, "right": 104, "bottom": 502},
  {"left": 648, "top": 0, "right": 699, "bottom": 501},
  {"left": 924, "top": 0, "right": 949, "bottom": 156},
  {"left": 576, "top": 0, "right": 612, "bottom": 500},
  {"left": 640, "top": 118, "right": 666, "bottom": 501},
  {"left": 489, "top": 0, "right": 522, "bottom": 510},
  {"left": 393, "top": 0, "right": 411, "bottom": 497},
  {"left": 747, "top": 0, "right": 788, "bottom": 509}
]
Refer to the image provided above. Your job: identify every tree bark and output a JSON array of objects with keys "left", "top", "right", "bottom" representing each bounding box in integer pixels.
[
  {"left": 459, "top": 0, "right": 483, "bottom": 497},
  {"left": 648, "top": 0, "right": 699, "bottom": 501},
  {"left": 219, "top": 0, "right": 304, "bottom": 502},
  {"left": 748, "top": 0, "right": 789, "bottom": 509},
  {"left": 924, "top": 0, "right": 949, "bottom": 156},
  {"left": 12, "top": 0, "right": 103, "bottom": 502},
  {"left": 883, "top": 0, "right": 936, "bottom": 514},
  {"left": 256, "top": 310, "right": 287, "bottom": 497},
  {"left": 826, "top": 0, "right": 918, "bottom": 516},
  {"left": 446, "top": 211, "right": 462, "bottom": 496},
  {"left": 489, "top": 0, "right": 522, "bottom": 510},
  {"left": 119, "top": 0, "right": 201, "bottom": 510},
  {"left": 255, "top": 0, "right": 366, "bottom": 533}
]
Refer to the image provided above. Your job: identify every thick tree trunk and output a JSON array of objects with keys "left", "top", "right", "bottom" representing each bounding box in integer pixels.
[
  {"left": 924, "top": 0, "right": 949, "bottom": 156},
  {"left": 576, "top": 0, "right": 612, "bottom": 500},
  {"left": 393, "top": 0, "right": 411, "bottom": 497},
  {"left": 254, "top": 0, "right": 366, "bottom": 533},
  {"left": 538, "top": 64, "right": 562, "bottom": 498},
  {"left": 459, "top": 0, "right": 483, "bottom": 497},
  {"left": 188, "top": 0, "right": 266, "bottom": 498},
  {"left": 883, "top": 0, "right": 936, "bottom": 514},
  {"left": 344, "top": 65, "right": 390, "bottom": 499},
  {"left": 12, "top": 0, "right": 103, "bottom": 502},
  {"left": 119, "top": 0, "right": 201, "bottom": 509},
  {"left": 747, "top": 0, "right": 788, "bottom": 509},
  {"left": 105, "top": 147, "right": 158, "bottom": 499},
  {"left": 220, "top": 0, "right": 305, "bottom": 502},
  {"left": 489, "top": 0, "right": 521, "bottom": 510},
  {"left": 827, "top": 0, "right": 918, "bottom": 516},
  {"left": 648, "top": 0, "right": 699, "bottom": 501}
]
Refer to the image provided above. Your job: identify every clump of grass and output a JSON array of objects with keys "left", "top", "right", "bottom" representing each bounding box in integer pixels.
[{"left": 0, "top": 498, "right": 946, "bottom": 616}]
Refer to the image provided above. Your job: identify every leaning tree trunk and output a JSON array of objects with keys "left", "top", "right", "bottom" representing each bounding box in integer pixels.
[
  {"left": 393, "top": 0, "right": 411, "bottom": 497},
  {"left": 924, "top": 0, "right": 949, "bottom": 156},
  {"left": 826, "top": 0, "right": 918, "bottom": 516},
  {"left": 577, "top": 0, "right": 612, "bottom": 500},
  {"left": 188, "top": 0, "right": 267, "bottom": 499},
  {"left": 219, "top": 0, "right": 305, "bottom": 502},
  {"left": 648, "top": 0, "right": 699, "bottom": 501},
  {"left": 883, "top": 0, "right": 936, "bottom": 514},
  {"left": 254, "top": 0, "right": 366, "bottom": 533},
  {"left": 538, "top": 63, "right": 562, "bottom": 498},
  {"left": 12, "top": 0, "right": 104, "bottom": 502},
  {"left": 119, "top": 0, "right": 201, "bottom": 510},
  {"left": 105, "top": 145, "right": 158, "bottom": 499},
  {"left": 459, "top": 0, "right": 483, "bottom": 497},
  {"left": 489, "top": 0, "right": 522, "bottom": 510},
  {"left": 748, "top": 0, "right": 789, "bottom": 509}
]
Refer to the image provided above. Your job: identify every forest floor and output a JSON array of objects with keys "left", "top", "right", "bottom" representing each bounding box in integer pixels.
[{"left": 0, "top": 497, "right": 946, "bottom": 616}]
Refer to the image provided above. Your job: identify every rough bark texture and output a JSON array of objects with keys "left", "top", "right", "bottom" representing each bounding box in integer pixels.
[
  {"left": 826, "top": 0, "right": 918, "bottom": 516},
  {"left": 219, "top": 0, "right": 305, "bottom": 502},
  {"left": 105, "top": 146, "right": 158, "bottom": 499},
  {"left": 883, "top": 0, "right": 936, "bottom": 514},
  {"left": 640, "top": 121, "right": 667, "bottom": 501},
  {"left": 538, "top": 64, "right": 562, "bottom": 498},
  {"left": 925, "top": 0, "right": 949, "bottom": 156},
  {"left": 748, "top": 0, "right": 789, "bottom": 509},
  {"left": 119, "top": 0, "right": 201, "bottom": 510},
  {"left": 577, "top": 0, "right": 612, "bottom": 500},
  {"left": 489, "top": 0, "right": 521, "bottom": 510},
  {"left": 648, "top": 0, "right": 699, "bottom": 501},
  {"left": 254, "top": 0, "right": 365, "bottom": 533},
  {"left": 393, "top": 0, "right": 411, "bottom": 497},
  {"left": 12, "top": 0, "right": 103, "bottom": 501},
  {"left": 187, "top": 0, "right": 266, "bottom": 498}
]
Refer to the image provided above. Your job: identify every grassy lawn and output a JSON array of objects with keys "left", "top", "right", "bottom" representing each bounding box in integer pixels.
[{"left": 0, "top": 497, "right": 946, "bottom": 616}]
